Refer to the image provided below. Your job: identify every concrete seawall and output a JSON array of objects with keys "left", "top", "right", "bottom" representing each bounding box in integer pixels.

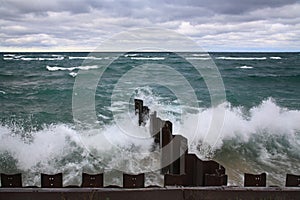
[{"left": 1, "top": 187, "right": 300, "bottom": 200}]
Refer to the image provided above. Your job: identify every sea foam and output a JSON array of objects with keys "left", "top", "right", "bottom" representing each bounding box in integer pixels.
[
  {"left": 236, "top": 66, "right": 253, "bottom": 69},
  {"left": 216, "top": 57, "right": 267, "bottom": 60},
  {"left": 270, "top": 57, "right": 282, "bottom": 60},
  {"left": 131, "top": 57, "right": 165, "bottom": 60},
  {"left": 0, "top": 96, "right": 299, "bottom": 186},
  {"left": 46, "top": 65, "right": 98, "bottom": 71}
]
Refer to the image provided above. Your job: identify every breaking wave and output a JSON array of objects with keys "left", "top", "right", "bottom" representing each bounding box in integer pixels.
[
  {"left": 46, "top": 65, "right": 98, "bottom": 72},
  {"left": 236, "top": 66, "right": 253, "bottom": 69},
  {"left": 216, "top": 57, "right": 267, "bottom": 60},
  {"left": 68, "top": 56, "right": 103, "bottom": 60},
  {"left": 131, "top": 57, "right": 165, "bottom": 60},
  {"left": 1, "top": 93, "right": 299, "bottom": 186},
  {"left": 2, "top": 54, "right": 65, "bottom": 61},
  {"left": 270, "top": 57, "right": 282, "bottom": 60}
]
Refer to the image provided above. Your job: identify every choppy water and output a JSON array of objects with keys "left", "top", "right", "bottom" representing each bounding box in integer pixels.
[{"left": 0, "top": 52, "right": 299, "bottom": 187}]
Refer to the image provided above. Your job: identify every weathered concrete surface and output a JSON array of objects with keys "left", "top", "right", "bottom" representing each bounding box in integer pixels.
[
  {"left": 184, "top": 187, "right": 300, "bottom": 200},
  {"left": 1, "top": 187, "right": 299, "bottom": 200}
]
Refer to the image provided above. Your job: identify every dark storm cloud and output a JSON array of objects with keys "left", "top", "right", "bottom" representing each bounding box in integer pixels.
[
  {"left": 0, "top": 0, "right": 299, "bottom": 51},
  {"left": 171, "top": 0, "right": 299, "bottom": 15}
]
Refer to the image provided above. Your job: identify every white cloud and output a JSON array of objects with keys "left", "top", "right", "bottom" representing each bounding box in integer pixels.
[{"left": 0, "top": 0, "right": 299, "bottom": 51}]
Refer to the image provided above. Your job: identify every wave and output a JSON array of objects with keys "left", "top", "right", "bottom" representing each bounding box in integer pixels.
[
  {"left": 124, "top": 54, "right": 139, "bottom": 57},
  {"left": 2, "top": 54, "right": 65, "bottom": 61},
  {"left": 3, "top": 54, "right": 15, "bottom": 57},
  {"left": 216, "top": 57, "right": 267, "bottom": 60},
  {"left": 0, "top": 95, "right": 299, "bottom": 186},
  {"left": 97, "top": 113, "right": 111, "bottom": 120},
  {"left": 236, "top": 65, "right": 253, "bottom": 69},
  {"left": 2, "top": 57, "right": 14, "bottom": 60},
  {"left": 270, "top": 56, "right": 282, "bottom": 60},
  {"left": 0, "top": 121, "right": 156, "bottom": 186},
  {"left": 21, "top": 57, "right": 65, "bottom": 61},
  {"left": 46, "top": 65, "right": 98, "bottom": 72},
  {"left": 0, "top": 90, "right": 6, "bottom": 94},
  {"left": 192, "top": 53, "right": 209, "bottom": 57},
  {"left": 68, "top": 56, "right": 103, "bottom": 60},
  {"left": 186, "top": 57, "right": 210, "bottom": 60},
  {"left": 131, "top": 57, "right": 165, "bottom": 60},
  {"left": 69, "top": 72, "right": 77, "bottom": 77}
]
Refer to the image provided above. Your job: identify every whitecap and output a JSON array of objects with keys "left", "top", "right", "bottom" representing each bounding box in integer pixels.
[
  {"left": 46, "top": 65, "right": 98, "bottom": 72},
  {"left": 270, "top": 57, "right": 282, "bottom": 60},
  {"left": 69, "top": 72, "right": 77, "bottom": 77},
  {"left": 97, "top": 113, "right": 111, "bottom": 120},
  {"left": 68, "top": 56, "right": 103, "bottom": 60},
  {"left": 216, "top": 57, "right": 267, "bottom": 60},
  {"left": 192, "top": 53, "right": 209, "bottom": 57},
  {"left": 3, "top": 54, "right": 15, "bottom": 57},
  {"left": 237, "top": 66, "right": 253, "bottom": 69},
  {"left": 131, "top": 57, "right": 165, "bottom": 60},
  {"left": 124, "top": 54, "right": 139, "bottom": 57},
  {"left": 46, "top": 66, "right": 72, "bottom": 71},
  {"left": 3, "top": 57, "right": 14, "bottom": 60},
  {"left": 21, "top": 56, "right": 64, "bottom": 61},
  {"left": 186, "top": 57, "right": 210, "bottom": 60}
]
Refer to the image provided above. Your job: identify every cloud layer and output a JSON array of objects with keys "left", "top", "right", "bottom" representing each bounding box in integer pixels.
[{"left": 1, "top": 0, "right": 299, "bottom": 51}]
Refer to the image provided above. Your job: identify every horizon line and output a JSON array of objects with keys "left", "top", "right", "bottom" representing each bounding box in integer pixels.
[{"left": 0, "top": 50, "right": 299, "bottom": 53}]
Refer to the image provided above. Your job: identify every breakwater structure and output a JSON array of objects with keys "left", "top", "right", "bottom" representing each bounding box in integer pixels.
[{"left": 0, "top": 99, "right": 299, "bottom": 200}]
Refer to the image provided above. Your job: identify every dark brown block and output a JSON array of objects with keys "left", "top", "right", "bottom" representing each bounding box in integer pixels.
[
  {"left": 135, "top": 99, "right": 143, "bottom": 126},
  {"left": 81, "top": 173, "right": 103, "bottom": 187},
  {"left": 142, "top": 106, "right": 150, "bottom": 123},
  {"left": 170, "top": 135, "right": 188, "bottom": 175},
  {"left": 41, "top": 173, "right": 63, "bottom": 188},
  {"left": 161, "top": 121, "right": 173, "bottom": 147},
  {"left": 64, "top": 185, "right": 80, "bottom": 188},
  {"left": 123, "top": 173, "right": 144, "bottom": 188},
  {"left": 164, "top": 174, "right": 187, "bottom": 187},
  {"left": 0, "top": 173, "right": 22, "bottom": 187},
  {"left": 134, "top": 99, "right": 143, "bottom": 115},
  {"left": 161, "top": 121, "right": 173, "bottom": 174},
  {"left": 185, "top": 154, "right": 227, "bottom": 186},
  {"left": 202, "top": 160, "right": 226, "bottom": 176},
  {"left": 244, "top": 173, "right": 266, "bottom": 187},
  {"left": 286, "top": 174, "right": 300, "bottom": 187},
  {"left": 104, "top": 185, "right": 121, "bottom": 188},
  {"left": 150, "top": 112, "right": 161, "bottom": 141},
  {"left": 185, "top": 154, "right": 202, "bottom": 186},
  {"left": 204, "top": 174, "right": 228, "bottom": 186}
]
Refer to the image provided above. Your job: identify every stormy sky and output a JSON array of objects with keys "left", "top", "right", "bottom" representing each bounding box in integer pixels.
[{"left": 0, "top": 0, "right": 299, "bottom": 52}]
